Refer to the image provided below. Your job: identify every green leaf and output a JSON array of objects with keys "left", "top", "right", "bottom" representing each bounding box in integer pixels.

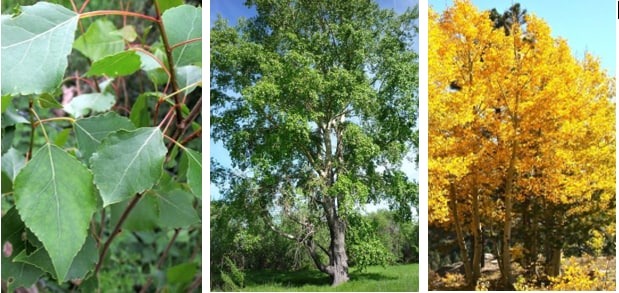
[
  {"left": 2, "top": 95, "right": 12, "bottom": 113},
  {"left": 167, "top": 262, "right": 196, "bottom": 284},
  {"left": 176, "top": 65, "right": 202, "bottom": 96},
  {"left": 162, "top": 5, "right": 202, "bottom": 66},
  {"left": 1, "top": 126, "right": 16, "bottom": 154},
  {"left": 153, "top": 188, "right": 199, "bottom": 228},
  {"left": 156, "top": 0, "right": 183, "bottom": 14},
  {"left": 1, "top": 2, "right": 78, "bottom": 95},
  {"left": 111, "top": 25, "right": 137, "bottom": 42},
  {"left": 13, "top": 234, "right": 97, "bottom": 282},
  {"left": 110, "top": 194, "right": 160, "bottom": 231},
  {"left": 184, "top": 148, "right": 202, "bottom": 198},
  {"left": 86, "top": 50, "right": 141, "bottom": 77},
  {"left": 53, "top": 128, "right": 72, "bottom": 147},
  {"left": 13, "top": 144, "right": 96, "bottom": 282},
  {"left": 73, "top": 19, "right": 124, "bottom": 61},
  {"left": 75, "top": 112, "right": 136, "bottom": 163},
  {"left": 130, "top": 93, "right": 157, "bottom": 128},
  {"left": 91, "top": 127, "right": 167, "bottom": 207},
  {"left": 137, "top": 48, "right": 169, "bottom": 86},
  {"left": 37, "top": 93, "right": 63, "bottom": 109},
  {"left": 1, "top": 147, "right": 25, "bottom": 181},
  {"left": 64, "top": 92, "right": 115, "bottom": 118},
  {"left": 1, "top": 172, "right": 12, "bottom": 194}
]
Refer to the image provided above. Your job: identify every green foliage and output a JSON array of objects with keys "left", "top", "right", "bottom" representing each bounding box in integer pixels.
[
  {"left": 1, "top": 2, "right": 78, "bottom": 95},
  {"left": 85, "top": 50, "right": 142, "bottom": 77},
  {"left": 211, "top": 0, "right": 418, "bottom": 284},
  {"left": 91, "top": 127, "right": 167, "bottom": 207},
  {"left": 347, "top": 213, "right": 397, "bottom": 271},
  {"left": 64, "top": 92, "right": 115, "bottom": 117},
  {"left": 73, "top": 19, "right": 125, "bottom": 61},
  {"left": 1, "top": 1, "right": 202, "bottom": 291},
  {"left": 14, "top": 143, "right": 96, "bottom": 282},
  {"left": 221, "top": 256, "right": 246, "bottom": 291}
]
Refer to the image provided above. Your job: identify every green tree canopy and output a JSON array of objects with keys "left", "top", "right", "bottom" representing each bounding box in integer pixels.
[{"left": 211, "top": 0, "right": 418, "bottom": 286}]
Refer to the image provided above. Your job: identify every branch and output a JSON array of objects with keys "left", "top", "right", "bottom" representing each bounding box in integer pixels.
[
  {"left": 79, "top": 10, "right": 158, "bottom": 22},
  {"left": 169, "top": 37, "right": 202, "bottom": 51},
  {"left": 94, "top": 193, "right": 143, "bottom": 274},
  {"left": 153, "top": 1, "right": 183, "bottom": 128}
]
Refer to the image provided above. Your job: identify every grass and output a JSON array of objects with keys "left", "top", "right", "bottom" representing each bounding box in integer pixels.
[{"left": 240, "top": 263, "right": 419, "bottom": 292}]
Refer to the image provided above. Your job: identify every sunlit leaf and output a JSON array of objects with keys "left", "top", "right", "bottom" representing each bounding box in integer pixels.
[
  {"left": 73, "top": 19, "right": 124, "bottom": 61},
  {"left": 1, "top": 147, "right": 25, "bottom": 181},
  {"left": 64, "top": 92, "right": 115, "bottom": 118},
  {"left": 86, "top": 50, "right": 141, "bottom": 77},
  {"left": 162, "top": 5, "right": 201, "bottom": 66},
  {"left": 1, "top": 2, "right": 78, "bottom": 95}
]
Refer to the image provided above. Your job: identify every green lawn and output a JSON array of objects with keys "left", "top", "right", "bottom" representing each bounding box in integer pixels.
[{"left": 240, "top": 263, "right": 419, "bottom": 292}]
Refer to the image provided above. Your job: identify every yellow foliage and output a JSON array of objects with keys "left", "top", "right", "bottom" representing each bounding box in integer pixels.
[
  {"left": 428, "top": 0, "right": 615, "bottom": 240},
  {"left": 548, "top": 256, "right": 615, "bottom": 291},
  {"left": 442, "top": 272, "right": 465, "bottom": 288}
]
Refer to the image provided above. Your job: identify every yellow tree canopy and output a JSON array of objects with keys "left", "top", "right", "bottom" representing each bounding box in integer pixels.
[{"left": 429, "top": 0, "right": 615, "bottom": 227}]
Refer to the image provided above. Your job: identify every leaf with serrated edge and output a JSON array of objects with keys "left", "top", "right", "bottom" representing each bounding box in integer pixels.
[
  {"left": 1, "top": 2, "right": 78, "bottom": 95},
  {"left": 64, "top": 92, "right": 115, "bottom": 118},
  {"left": 162, "top": 5, "right": 202, "bottom": 66},
  {"left": 13, "top": 234, "right": 97, "bottom": 282},
  {"left": 74, "top": 112, "right": 136, "bottom": 164},
  {"left": 91, "top": 127, "right": 166, "bottom": 207},
  {"left": 13, "top": 144, "right": 96, "bottom": 282},
  {"left": 184, "top": 148, "right": 202, "bottom": 198}
]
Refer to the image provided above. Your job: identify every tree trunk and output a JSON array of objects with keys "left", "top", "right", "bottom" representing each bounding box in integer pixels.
[
  {"left": 327, "top": 218, "right": 349, "bottom": 286},
  {"left": 448, "top": 182, "right": 473, "bottom": 284},
  {"left": 471, "top": 177, "right": 482, "bottom": 283},
  {"left": 546, "top": 247, "right": 562, "bottom": 277},
  {"left": 501, "top": 141, "right": 518, "bottom": 288}
]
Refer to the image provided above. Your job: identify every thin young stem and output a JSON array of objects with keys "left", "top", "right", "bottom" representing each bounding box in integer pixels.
[
  {"left": 163, "top": 134, "right": 186, "bottom": 151},
  {"left": 167, "top": 97, "right": 201, "bottom": 151},
  {"left": 69, "top": 0, "right": 78, "bottom": 13},
  {"left": 26, "top": 99, "right": 36, "bottom": 162},
  {"left": 128, "top": 47, "right": 171, "bottom": 78},
  {"left": 186, "top": 275, "right": 202, "bottom": 292},
  {"left": 79, "top": 10, "right": 158, "bottom": 22},
  {"left": 153, "top": 1, "right": 184, "bottom": 127},
  {"left": 79, "top": 0, "right": 91, "bottom": 14},
  {"left": 139, "top": 228, "right": 181, "bottom": 293},
  {"left": 30, "top": 107, "right": 49, "bottom": 143},
  {"left": 94, "top": 193, "right": 143, "bottom": 275},
  {"left": 180, "top": 127, "right": 201, "bottom": 146},
  {"left": 33, "top": 117, "right": 76, "bottom": 128},
  {"left": 169, "top": 37, "right": 202, "bottom": 51}
]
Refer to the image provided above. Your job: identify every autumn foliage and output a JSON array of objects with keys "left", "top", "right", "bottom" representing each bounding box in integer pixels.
[{"left": 429, "top": 0, "right": 615, "bottom": 289}]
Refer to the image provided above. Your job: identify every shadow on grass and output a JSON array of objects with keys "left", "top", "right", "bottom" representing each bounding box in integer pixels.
[
  {"left": 350, "top": 271, "right": 398, "bottom": 282},
  {"left": 245, "top": 269, "right": 331, "bottom": 287},
  {"left": 245, "top": 268, "right": 396, "bottom": 287}
]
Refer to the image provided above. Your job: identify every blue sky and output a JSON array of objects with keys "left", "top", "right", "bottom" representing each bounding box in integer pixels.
[
  {"left": 209, "top": 0, "right": 419, "bottom": 203},
  {"left": 429, "top": 0, "right": 616, "bottom": 76}
]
